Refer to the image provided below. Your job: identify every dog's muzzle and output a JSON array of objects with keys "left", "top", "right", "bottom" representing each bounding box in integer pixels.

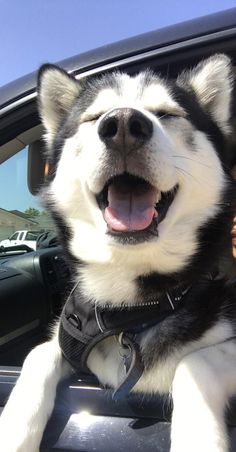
[
  {"left": 98, "top": 108, "right": 153, "bottom": 154},
  {"left": 94, "top": 108, "right": 178, "bottom": 241}
]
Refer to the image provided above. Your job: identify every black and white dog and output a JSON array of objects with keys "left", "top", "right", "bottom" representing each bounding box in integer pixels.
[{"left": 1, "top": 54, "right": 236, "bottom": 452}]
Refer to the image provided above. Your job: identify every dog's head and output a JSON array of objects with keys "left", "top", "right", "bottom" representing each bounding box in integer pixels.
[{"left": 38, "top": 55, "right": 235, "bottom": 301}]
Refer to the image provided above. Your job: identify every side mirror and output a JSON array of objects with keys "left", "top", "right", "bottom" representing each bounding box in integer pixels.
[{"left": 28, "top": 141, "right": 47, "bottom": 195}]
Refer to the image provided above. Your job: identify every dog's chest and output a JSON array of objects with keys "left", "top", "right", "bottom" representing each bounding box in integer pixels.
[
  {"left": 86, "top": 317, "right": 234, "bottom": 395},
  {"left": 86, "top": 334, "right": 178, "bottom": 393}
]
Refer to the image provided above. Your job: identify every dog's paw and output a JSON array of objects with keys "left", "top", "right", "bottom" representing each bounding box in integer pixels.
[
  {"left": 171, "top": 349, "right": 230, "bottom": 452},
  {"left": 0, "top": 418, "right": 40, "bottom": 452},
  {"left": 0, "top": 431, "right": 39, "bottom": 452}
]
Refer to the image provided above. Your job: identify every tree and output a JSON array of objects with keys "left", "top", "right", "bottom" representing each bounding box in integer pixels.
[{"left": 24, "top": 207, "right": 40, "bottom": 218}]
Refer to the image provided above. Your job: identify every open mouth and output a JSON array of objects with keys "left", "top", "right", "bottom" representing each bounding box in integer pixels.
[{"left": 96, "top": 173, "right": 178, "bottom": 242}]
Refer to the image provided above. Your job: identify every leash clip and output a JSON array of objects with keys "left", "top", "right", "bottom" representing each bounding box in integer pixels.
[{"left": 113, "top": 332, "right": 144, "bottom": 401}]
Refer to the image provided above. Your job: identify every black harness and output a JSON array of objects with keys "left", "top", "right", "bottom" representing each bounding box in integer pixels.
[{"left": 59, "top": 284, "right": 190, "bottom": 400}]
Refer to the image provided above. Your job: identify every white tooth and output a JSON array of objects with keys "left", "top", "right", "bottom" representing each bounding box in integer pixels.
[{"left": 156, "top": 191, "right": 161, "bottom": 203}]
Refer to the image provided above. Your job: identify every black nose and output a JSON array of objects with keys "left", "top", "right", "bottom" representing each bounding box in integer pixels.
[{"left": 98, "top": 108, "right": 153, "bottom": 152}]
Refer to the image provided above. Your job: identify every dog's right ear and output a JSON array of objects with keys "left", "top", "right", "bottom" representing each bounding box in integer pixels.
[{"left": 38, "top": 64, "right": 81, "bottom": 141}]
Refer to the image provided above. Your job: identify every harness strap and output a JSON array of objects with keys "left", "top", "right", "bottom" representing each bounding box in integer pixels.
[
  {"left": 59, "top": 284, "right": 192, "bottom": 397},
  {"left": 112, "top": 333, "right": 144, "bottom": 400}
]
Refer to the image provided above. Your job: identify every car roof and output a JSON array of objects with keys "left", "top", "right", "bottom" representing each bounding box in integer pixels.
[{"left": 1, "top": 7, "right": 236, "bottom": 111}]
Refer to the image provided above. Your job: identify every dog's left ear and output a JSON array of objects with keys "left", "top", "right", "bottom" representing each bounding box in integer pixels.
[
  {"left": 178, "top": 54, "right": 234, "bottom": 132},
  {"left": 37, "top": 64, "right": 81, "bottom": 141}
]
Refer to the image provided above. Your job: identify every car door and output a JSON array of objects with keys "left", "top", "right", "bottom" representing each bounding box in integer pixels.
[{"left": 8, "top": 231, "right": 20, "bottom": 246}]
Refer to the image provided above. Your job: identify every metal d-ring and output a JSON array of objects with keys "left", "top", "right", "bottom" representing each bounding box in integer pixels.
[{"left": 117, "top": 332, "right": 132, "bottom": 358}]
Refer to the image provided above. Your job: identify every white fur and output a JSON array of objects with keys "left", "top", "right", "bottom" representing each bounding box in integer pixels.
[
  {"left": 0, "top": 334, "right": 71, "bottom": 452},
  {"left": 188, "top": 54, "right": 233, "bottom": 133},
  {"left": 87, "top": 321, "right": 233, "bottom": 393},
  {"left": 39, "top": 67, "right": 81, "bottom": 143},
  {"left": 171, "top": 339, "right": 236, "bottom": 452},
  {"left": 0, "top": 55, "right": 234, "bottom": 451},
  {"left": 81, "top": 75, "right": 186, "bottom": 123},
  {"left": 50, "top": 113, "right": 225, "bottom": 305},
  {"left": 1, "top": 322, "right": 235, "bottom": 451}
]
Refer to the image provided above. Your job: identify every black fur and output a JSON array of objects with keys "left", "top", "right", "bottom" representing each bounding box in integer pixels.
[
  {"left": 38, "top": 57, "right": 236, "bottom": 392},
  {"left": 171, "top": 83, "right": 226, "bottom": 158},
  {"left": 142, "top": 278, "right": 236, "bottom": 369}
]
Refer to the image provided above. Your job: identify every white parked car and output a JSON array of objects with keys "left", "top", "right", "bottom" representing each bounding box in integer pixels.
[{"left": 0, "top": 230, "right": 42, "bottom": 250}]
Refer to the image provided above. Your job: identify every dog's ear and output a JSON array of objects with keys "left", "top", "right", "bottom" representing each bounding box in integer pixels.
[
  {"left": 38, "top": 64, "right": 81, "bottom": 140},
  {"left": 178, "top": 54, "right": 234, "bottom": 132}
]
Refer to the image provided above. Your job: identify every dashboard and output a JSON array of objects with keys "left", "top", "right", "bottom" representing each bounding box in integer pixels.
[{"left": 0, "top": 247, "right": 71, "bottom": 366}]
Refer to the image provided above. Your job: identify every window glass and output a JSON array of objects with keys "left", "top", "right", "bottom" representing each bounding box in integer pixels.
[
  {"left": 25, "top": 231, "right": 42, "bottom": 241},
  {"left": 0, "top": 147, "right": 54, "bottom": 243},
  {"left": 9, "top": 232, "right": 19, "bottom": 240}
]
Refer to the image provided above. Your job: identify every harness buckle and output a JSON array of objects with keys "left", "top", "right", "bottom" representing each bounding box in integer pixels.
[
  {"left": 67, "top": 313, "right": 81, "bottom": 329},
  {"left": 94, "top": 304, "right": 104, "bottom": 332},
  {"left": 117, "top": 332, "right": 132, "bottom": 360}
]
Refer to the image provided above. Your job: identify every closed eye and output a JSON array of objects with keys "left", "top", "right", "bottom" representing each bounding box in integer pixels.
[
  {"left": 153, "top": 110, "right": 180, "bottom": 119},
  {"left": 82, "top": 114, "right": 102, "bottom": 123},
  {"left": 81, "top": 111, "right": 105, "bottom": 123},
  {"left": 150, "top": 107, "right": 186, "bottom": 120}
]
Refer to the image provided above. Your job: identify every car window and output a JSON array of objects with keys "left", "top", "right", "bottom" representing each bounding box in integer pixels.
[
  {"left": 0, "top": 147, "right": 54, "bottom": 243},
  {"left": 25, "top": 231, "right": 41, "bottom": 241},
  {"left": 9, "top": 232, "right": 19, "bottom": 240}
]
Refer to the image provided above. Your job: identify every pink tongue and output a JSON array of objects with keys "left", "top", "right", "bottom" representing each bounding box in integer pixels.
[{"left": 104, "top": 182, "right": 157, "bottom": 231}]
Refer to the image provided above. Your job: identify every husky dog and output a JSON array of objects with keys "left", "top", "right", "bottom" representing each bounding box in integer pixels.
[{"left": 1, "top": 54, "right": 236, "bottom": 452}]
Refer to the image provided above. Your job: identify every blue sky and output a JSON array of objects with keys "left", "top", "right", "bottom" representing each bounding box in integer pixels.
[
  {"left": 0, "top": 0, "right": 236, "bottom": 212},
  {"left": 0, "top": 148, "right": 37, "bottom": 211},
  {"left": 1, "top": 0, "right": 236, "bottom": 87}
]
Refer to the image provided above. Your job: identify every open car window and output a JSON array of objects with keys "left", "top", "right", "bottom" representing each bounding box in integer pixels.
[{"left": 0, "top": 147, "right": 54, "bottom": 245}]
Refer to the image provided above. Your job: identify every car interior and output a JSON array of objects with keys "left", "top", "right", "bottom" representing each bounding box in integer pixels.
[{"left": 1, "top": 14, "right": 236, "bottom": 449}]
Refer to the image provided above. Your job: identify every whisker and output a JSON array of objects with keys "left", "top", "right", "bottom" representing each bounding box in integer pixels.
[
  {"left": 172, "top": 155, "right": 211, "bottom": 169},
  {"left": 175, "top": 165, "right": 224, "bottom": 189},
  {"left": 172, "top": 154, "right": 232, "bottom": 173},
  {"left": 158, "top": 113, "right": 168, "bottom": 120},
  {"left": 175, "top": 167, "right": 234, "bottom": 211},
  {"left": 174, "top": 166, "right": 202, "bottom": 185}
]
